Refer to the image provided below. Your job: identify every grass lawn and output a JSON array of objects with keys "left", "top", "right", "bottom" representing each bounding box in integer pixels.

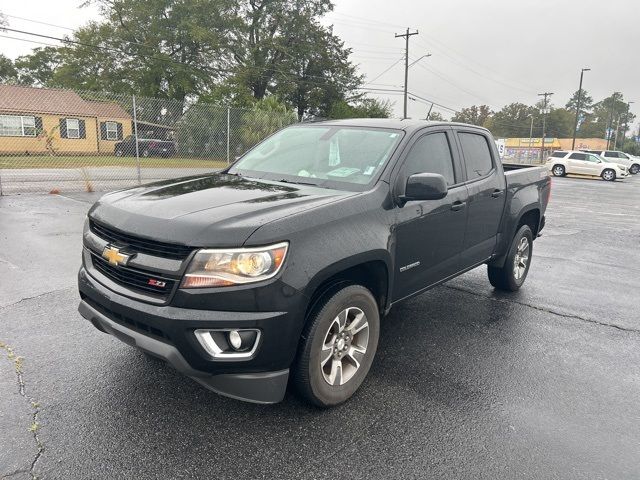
[{"left": 0, "top": 155, "right": 229, "bottom": 169}]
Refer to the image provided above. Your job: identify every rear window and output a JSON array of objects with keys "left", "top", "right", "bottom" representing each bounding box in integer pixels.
[
  {"left": 604, "top": 151, "right": 618, "bottom": 158},
  {"left": 551, "top": 151, "right": 567, "bottom": 158},
  {"left": 568, "top": 153, "right": 586, "bottom": 160},
  {"left": 458, "top": 132, "right": 493, "bottom": 179}
]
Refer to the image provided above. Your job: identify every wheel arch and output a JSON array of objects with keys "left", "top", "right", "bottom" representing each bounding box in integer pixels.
[{"left": 302, "top": 252, "right": 392, "bottom": 324}]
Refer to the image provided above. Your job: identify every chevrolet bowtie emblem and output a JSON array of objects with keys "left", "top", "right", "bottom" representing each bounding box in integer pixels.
[{"left": 102, "top": 245, "right": 133, "bottom": 267}]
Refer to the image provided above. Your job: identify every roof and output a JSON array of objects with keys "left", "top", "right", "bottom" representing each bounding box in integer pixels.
[
  {"left": 85, "top": 100, "right": 131, "bottom": 119},
  {"left": 0, "top": 85, "right": 131, "bottom": 119},
  {"left": 313, "top": 118, "right": 488, "bottom": 134}
]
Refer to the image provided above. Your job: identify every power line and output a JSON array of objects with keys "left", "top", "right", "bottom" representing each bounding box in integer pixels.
[{"left": 364, "top": 57, "right": 404, "bottom": 85}]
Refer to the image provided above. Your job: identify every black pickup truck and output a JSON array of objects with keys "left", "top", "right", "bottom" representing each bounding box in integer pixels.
[{"left": 78, "top": 119, "right": 550, "bottom": 407}]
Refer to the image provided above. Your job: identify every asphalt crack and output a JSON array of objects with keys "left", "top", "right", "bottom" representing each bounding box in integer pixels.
[
  {"left": 442, "top": 284, "right": 640, "bottom": 334},
  {"left": 0, "top": 342, "right": 44, "bottom": 480},
  {"left": 0, "top": 287, "right": 72, "bottom": 311}
]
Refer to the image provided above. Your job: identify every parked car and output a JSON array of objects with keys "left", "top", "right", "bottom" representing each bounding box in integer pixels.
[
  {"left": 78, "top": 119, "right": 550, "bottom": 407},
  {"left": 114, "top": 135, "right": 177, "bottom": 158},
  {"left": 581, "top": 150, "right": 640, "bottom": 175},
  {"left": 546, "top": 150, "right": 628, "bottom": 181}
]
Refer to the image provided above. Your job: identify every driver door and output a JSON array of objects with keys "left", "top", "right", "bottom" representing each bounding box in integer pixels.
[
  {"left": 392, "top": 129, "right": 468, "bottom": 301},
  {"left": 583, "top": 154, "right": 604, "bottom": 175}
]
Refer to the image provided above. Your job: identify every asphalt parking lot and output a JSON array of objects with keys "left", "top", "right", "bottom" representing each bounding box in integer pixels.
[{"left": 1, "top": 174, "right": 639, "bottom": 479}]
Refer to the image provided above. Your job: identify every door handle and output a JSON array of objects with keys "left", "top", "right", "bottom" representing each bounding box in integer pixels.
[
  {"left": 451, "top": 201, "right": 466, "bottom": 211},
  {"left": 491, "top": 189, "right": 504, "bottom": 198}
]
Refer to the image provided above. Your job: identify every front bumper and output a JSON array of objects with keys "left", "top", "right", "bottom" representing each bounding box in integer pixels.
[{"left": 78, "top": 267, "right": 306, "bottom": 403}]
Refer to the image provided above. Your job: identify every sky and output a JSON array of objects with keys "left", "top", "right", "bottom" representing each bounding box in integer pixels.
[{"left": 1, "top": 0, "right": 639, "bottom": 128}]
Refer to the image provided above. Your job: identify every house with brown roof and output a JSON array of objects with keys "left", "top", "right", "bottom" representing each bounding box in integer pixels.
[{"left": 0, "top": 85, "right": 132, "bottom": 155}]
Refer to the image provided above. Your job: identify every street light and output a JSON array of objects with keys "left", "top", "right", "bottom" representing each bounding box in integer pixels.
[{"left": 571, "top": 68, "right": 591, "bottom": 150}]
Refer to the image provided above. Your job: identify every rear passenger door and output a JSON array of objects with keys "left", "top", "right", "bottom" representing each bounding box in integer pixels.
[
  {"left": 455, "top": 130, "right": 506, "bottom": 266},
  {"left": 566, "top": 152, "right": 589, "bottom": 174}
]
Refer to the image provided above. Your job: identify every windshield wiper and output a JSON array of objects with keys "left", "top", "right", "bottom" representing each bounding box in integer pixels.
[{"left": 276, "top": 178, "right": 319, "bottom": 187}]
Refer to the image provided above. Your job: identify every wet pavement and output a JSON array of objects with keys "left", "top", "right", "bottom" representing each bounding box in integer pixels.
[{"left": 1, "top": 176, "right": 639, "bottom": 479}]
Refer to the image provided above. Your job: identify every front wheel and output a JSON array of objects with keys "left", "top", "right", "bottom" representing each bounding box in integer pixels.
[
  {"left": 488, "top": 224, "right": 533, "bottom": 291},
  {"left": 293, "top": 284, "right": 380, "bottom": 408},
  {"left": 630, "top": 164, "right": 639, "bottom": 175},
  {"left": 601, "top": 169, "right": 616, "bottom": 181},
  {"left": 552, "top": 164, "right": 565, "bottom": 177}
]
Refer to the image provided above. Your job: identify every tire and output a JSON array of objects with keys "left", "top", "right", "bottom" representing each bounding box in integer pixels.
[
  {"left": 601, "top": 168, "right": 616, "bottom": 181},
  {"left": 115, "top": 148, "right": 124, "bottom": 157},
  {"left": 488, "top": 224, "right": 533, "bottom": 292},
  {"left": 552, "top": 164, "right": 565, "bottom": 177},
  {"left": 141, "top": 149, "right": 150, "bottom": 158},
  {"left": 630, "top": 164, "right": 639, "bottom": 175},
  {"left": 293, "top": 284, "right": 380, "bottom": 408}
]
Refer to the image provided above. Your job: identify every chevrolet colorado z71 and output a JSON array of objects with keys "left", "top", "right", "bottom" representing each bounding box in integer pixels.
[{"left": 78, "top": 119, "right": 550, "bottom": 407}]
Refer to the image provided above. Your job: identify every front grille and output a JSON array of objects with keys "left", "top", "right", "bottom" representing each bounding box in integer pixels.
[
  {"left": 82, "top": 294, "right": 171, "bottom": 343},
  {"left": 90, "top": 220, "right": 192, "bottom": 260},
  {"left": 91, "top": 253, "right": 176, "bottom": 299}
]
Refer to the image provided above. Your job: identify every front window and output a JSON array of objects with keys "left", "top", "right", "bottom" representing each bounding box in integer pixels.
[
  {"left": 228, "top": 126, "right": 403, "bottom": 190},
  {"left": 105, "top": 121, "right": 118, "bottom": 140},
  {"left": 66, "top": 118, "right": 80, "bottom": 139},
  {"left": 0, "top": 115, "right": 36, "bottom": 137}
]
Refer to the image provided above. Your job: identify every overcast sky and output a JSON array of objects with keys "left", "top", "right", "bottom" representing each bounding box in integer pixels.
[{"left": 1, "top": 0, "right": 638, "bottom": 126}]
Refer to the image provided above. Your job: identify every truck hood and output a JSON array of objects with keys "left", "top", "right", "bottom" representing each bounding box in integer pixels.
[{"left": 89, "top": 173, "right": 355, "bottom": 247}]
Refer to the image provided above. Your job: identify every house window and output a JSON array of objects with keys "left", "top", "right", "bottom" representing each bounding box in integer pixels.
[
  {"left": 0, "top": 115, "right": 37, "bottom": 137},
  {"left": 66, "top": 118, "right": 80, "bottom": 139},
  {"left": 105, "top": 121, "right": 118, "bottom": 140}
]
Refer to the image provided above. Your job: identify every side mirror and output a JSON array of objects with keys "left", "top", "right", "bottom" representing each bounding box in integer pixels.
[{"left": 400, "top": 173, "right": 448, "bottom": 204}]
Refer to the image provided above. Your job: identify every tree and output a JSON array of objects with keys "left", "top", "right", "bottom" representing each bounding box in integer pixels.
[
  {"left": 328, "top": 98, "right": 392, "bottom": 119},
  {"left": 55, "top": 0, "right": 235, "bottom": 100},
  {"left": 427, "top": 111, "right": 446, "bottom": 121},
  {"left": 239, "top": 96, "right": 297, "bottom": 147},
  {"left": 545, "top": 108, "right": 574, "bottom": 138},
  {"left": 451, "top": 105, "right": 492, "bottom": 126},
  {"left": 0, "top": 54, "right": 17, "bottom": 83},
  {"left": 13, "top": 47, "right": 61, "bottom": 86},
  {"left": 485, "top": 103, "right": 536, "bottom": 138},
  {"left": 225, "top": 1, "right": 361, "bottom": 118},
  {"left": 565, "top": 89, "right": 593, "bottom": 113}
]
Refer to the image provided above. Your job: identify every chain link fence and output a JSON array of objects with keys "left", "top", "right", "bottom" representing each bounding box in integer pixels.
[{"left": 0, "top": 84, "right": 299, "bottom": 195}]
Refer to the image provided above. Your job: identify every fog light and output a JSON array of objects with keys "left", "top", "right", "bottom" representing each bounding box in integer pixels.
[
  {"left": 194, "top": 329, "right": 261, "bottom": 359},
  {"left": 228, "top": 330, "right": 242, "bottom": 350}
]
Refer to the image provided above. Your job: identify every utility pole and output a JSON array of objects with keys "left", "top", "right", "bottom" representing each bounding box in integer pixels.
[
  {"left": 395, "top": 27, "right": 419, "bottom": 119},
  {"left": 622, "top": 101, "right": 635, "bottom": 148},
  {"left": 425, "top": 103, "right": 434, "bottom": 121},
  {"left": 538, "top": 92, "right": 554, "bottom": 162},
  {"left": 528, "top": 114, "right": 534, "bottom": 161},
  {"left": 605, "top": 107, "right": 614, "bottom": 149},
  {"left": 613, "top": 115, "right": 621, "bottom": 150},
  {"left": 571, "top": 68, "right": 590, "bottom": 150}
]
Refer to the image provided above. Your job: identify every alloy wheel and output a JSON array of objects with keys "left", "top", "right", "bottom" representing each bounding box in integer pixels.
[
  {"left": 320, "top": 307, "right": 370, "bottom": 386},
  {"left": 513, "top": 236, "right": 530, "bottom": 280}
]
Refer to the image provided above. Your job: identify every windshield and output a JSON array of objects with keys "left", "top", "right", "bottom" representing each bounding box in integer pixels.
[{"left": 228, "top": 126, "right": 403, "bottom": 190}]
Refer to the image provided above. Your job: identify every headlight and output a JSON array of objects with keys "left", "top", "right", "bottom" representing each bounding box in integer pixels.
[{"left": 180, "top": 242, "right": 288, "bottom": 288}]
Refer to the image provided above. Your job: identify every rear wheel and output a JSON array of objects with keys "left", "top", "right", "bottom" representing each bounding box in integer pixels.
[
  {"left": 601, "top": 168, "right": 616, "bottom": 181},
  {"left": 630, "top": 164, "right": 639, "bottom": 175},
  {"left": 488, "top": 224, "right": 533, "bottom": 291},
  {"left": 293, "top": 284, "right": 380, "bottom": 408},
  {"left": 552, "top": 164, "right": 565, "bottom": 177},
  {"left": 141, "top": 149, "right": 150, "bottom": 158},
  {"left": 115, "top": 148, "right": 124, "bottom": 157}
]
